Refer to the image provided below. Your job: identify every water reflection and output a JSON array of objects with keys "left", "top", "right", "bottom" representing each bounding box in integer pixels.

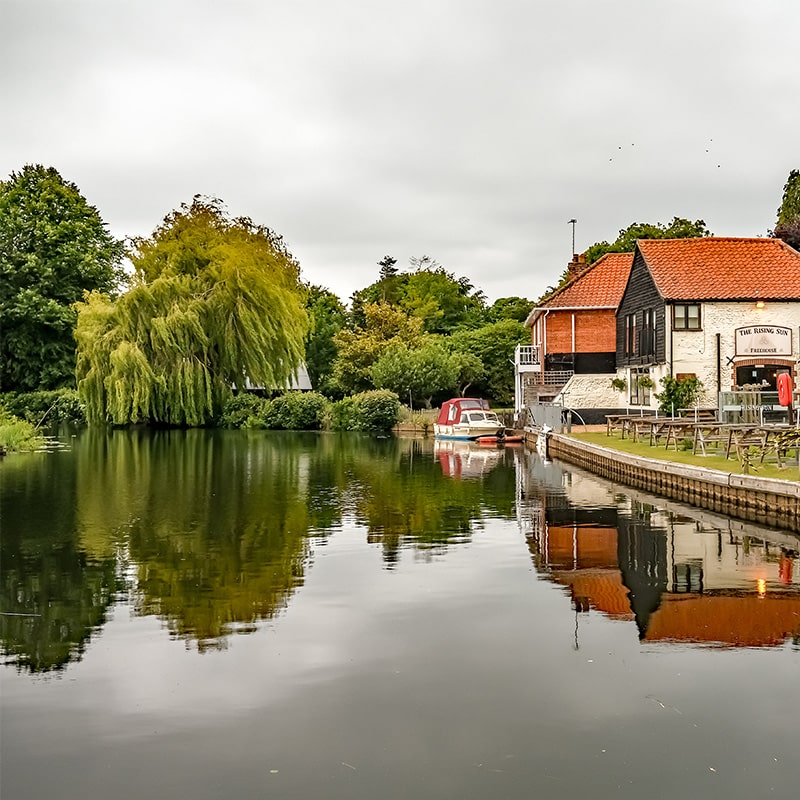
[
  {"left": 2, "top": 430, "right": 799, "bottom": 673},
  {"left": 0, "top": 441, "right": 117, "bottom": 672},
  {"left": 517, "top": 451, "right": 800, "bottom": 648},
  {"left": 1, "top": 430, "right": 518, "bottom": 670}
]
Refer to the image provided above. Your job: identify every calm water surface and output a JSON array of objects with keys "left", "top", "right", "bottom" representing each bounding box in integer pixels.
[{"left": 1, "top": 429, "right": 798, "bottom": 799}]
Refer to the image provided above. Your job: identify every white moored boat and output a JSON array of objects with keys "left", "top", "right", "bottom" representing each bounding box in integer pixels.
[{"left": 433, "top": 398, "right": 506, "bottom": 441}]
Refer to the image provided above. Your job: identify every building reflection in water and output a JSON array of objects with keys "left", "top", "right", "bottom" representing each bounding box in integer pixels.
[{"left": 516, "top": 449, "right": 800, "bottom": 649}]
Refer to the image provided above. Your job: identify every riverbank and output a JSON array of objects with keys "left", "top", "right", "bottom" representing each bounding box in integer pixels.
[{"left": 527, "top": 428, "right": 800, "bottom": 534}]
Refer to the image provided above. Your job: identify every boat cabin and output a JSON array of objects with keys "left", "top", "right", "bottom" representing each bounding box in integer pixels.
[{"left": 436, "top": 398, "right": 492, "bottom": 427}]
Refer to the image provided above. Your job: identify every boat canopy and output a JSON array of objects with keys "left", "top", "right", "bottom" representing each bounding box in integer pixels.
[{"left": 436, "top": 398, "right": 491, "bottom": 426}]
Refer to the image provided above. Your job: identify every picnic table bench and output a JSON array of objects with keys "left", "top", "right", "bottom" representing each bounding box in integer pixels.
[
  {"left": 677, "top": 407, "right": 718, "bottom": 422},
  {"left": 753, "top": 426, "right": 800, "bottom": 467}
]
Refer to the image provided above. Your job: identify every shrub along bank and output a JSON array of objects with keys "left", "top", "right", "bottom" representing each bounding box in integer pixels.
[
  {"left": 0, "top": 388, "right": 402, "bottom": 434},
  {"left": 1, "top": 389, "right": 87, "bottom": 426},
  {"left": 219, "top": 389, "right": 401, "bottom": 432},
  {"left": 0, "top": 409, "right": 45, "bottom": 453}
]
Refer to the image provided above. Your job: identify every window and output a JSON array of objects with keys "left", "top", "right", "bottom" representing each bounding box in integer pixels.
[
  {"left": 641, "top": 309, "right": 656, "bottom": 356},
  {"left": 625, "top": 313, "right": 637, "bottom": 355},
  {"left": 673, "top": 303, "right": 701, "bottom": 330},
  {"left": 629, "top": 368, "right": 652, "bottom": 405}
]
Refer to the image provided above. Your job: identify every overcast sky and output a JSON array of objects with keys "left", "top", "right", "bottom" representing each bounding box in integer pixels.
[{"left": 2, "top": 0, "right": 798, "bottom": 304}]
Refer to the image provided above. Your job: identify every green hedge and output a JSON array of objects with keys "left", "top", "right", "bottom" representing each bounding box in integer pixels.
[
  {"left": 330, "top": 389, "right": 400, "bottom": 431},
  {"left": 0, "top": 389, "right": 86, "bottom": 426},
  {"left": 263, "top": 392, "right": 328, "bottom": 430},
  {"left": 219, "top": 390, "right": 400, "bottom": 432}
]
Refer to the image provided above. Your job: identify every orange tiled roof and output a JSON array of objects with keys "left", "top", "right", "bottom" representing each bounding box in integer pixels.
[
  {"left": 539, "top": 252, "right": 633, "bottom": 310},
  {"left": 551, "top": 569, "right": 634, "bottom": 620},
  {"left": 637, "top": 237, "right": 800, "bottom": 301},
  {"left": 644, "top": 594, "right": 800, "bottom": 647}
]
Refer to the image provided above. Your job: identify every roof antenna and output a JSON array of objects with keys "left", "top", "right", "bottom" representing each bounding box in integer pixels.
[{"left": 568, "top": 219, "right": 577, "bottom": 257}]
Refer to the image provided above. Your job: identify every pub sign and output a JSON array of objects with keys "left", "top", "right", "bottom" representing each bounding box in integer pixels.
[{"left": 734, "top": 325, "right": 793, "bottom": 356}]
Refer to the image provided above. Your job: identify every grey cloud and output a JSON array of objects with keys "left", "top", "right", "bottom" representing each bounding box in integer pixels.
[{"left": 2, "top": 0, "right": 798, "bottom": 303}]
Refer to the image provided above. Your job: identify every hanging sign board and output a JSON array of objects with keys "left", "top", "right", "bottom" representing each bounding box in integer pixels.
[{"left": 734, "top": 325, "right": 792, "bottom": 356}]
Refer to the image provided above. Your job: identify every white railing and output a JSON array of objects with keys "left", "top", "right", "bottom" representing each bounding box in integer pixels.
[{"left": 515, "top": 344, "right": 541, "bottom": 366}]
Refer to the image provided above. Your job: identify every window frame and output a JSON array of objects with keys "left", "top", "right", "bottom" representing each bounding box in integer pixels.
[
  {"left": 672, "top": 303, "right": 701, "bottom": 331},
  {"left": 641, "top": 308, "right": 656, "bottom": 356},
  {"left": 629, "top": 368, "right": 652, "bottom": 406},
  {"left": 625, "top": 313, "right": 637, "bottom": 355}
]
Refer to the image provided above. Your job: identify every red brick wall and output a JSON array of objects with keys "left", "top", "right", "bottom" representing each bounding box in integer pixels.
[{"left": 542, "top": 309, "right": 616, "bottom": 355}]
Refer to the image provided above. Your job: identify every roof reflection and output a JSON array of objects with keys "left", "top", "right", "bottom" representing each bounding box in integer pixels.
[{"left": 516, "top": 449, "right": 800, "bottom": 648}]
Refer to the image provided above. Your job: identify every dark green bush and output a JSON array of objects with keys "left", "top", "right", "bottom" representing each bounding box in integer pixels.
[
  {"left": 221, "top": 392, "right": 329, "bottom": 430},
  {"left": 655, "top": 375, "right": 703, "bottom": 415},
  {"left": 218, "top": 393, "right": 267, "bottom": 428},
  {"left": 330, "top": 390, "right": 400, "bottom": 431},
  {"left": 0, "top": 389, "right": 86, "bottom": 426},
  {"left": 262, "top": 392, "right": 329, "bottom": 429},
  {"left": 288, "top": 392, "right": 328, "bottom": 429},
  {"left": 357, "top": 389, "right": 400, "bottom": 431},
  {"left": 330, "top": 395, "right": 360, "bottom": 431}
]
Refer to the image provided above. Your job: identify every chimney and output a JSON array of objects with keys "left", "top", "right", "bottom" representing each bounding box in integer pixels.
[{"left": 567, "top": 253, "right": 588, "bottom": 276}]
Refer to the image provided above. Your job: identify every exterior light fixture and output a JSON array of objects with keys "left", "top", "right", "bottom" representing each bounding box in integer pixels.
[{"left": 755, "top": 300, "right": 765, "bottom": 309}]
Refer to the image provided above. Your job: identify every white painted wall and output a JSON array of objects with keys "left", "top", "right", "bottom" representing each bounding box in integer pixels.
[
  {"left": 669, "top": 301, "right": 800, "bottom": 404},
  {"left": 555, "top": 374, "right": 620, "bottom": 409}
]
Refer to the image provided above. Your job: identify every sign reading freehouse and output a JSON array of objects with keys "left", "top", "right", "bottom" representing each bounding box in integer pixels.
[{"left": 734, "top": 325, "right": 793, "bottom": 356}]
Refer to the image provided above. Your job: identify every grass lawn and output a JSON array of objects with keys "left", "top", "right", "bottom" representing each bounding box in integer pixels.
[{"left": 568, "top": 431, "right": 800, "bottom": 483}]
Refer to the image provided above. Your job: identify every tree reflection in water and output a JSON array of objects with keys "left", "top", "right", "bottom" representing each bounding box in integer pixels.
[
  {"left": 1, "top": 430, "right": 517, "bottom": 668},
  {"left": 6, "top": 430, "right": 796, "bottom": 673}
]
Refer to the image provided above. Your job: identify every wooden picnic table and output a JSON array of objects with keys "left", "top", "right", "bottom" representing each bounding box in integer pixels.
[
  {"left": 690, "top": 422, "right": 749, "bottom": 457},
  {"left": 677, "top": 407, "right": 718, "bottom": 422},
  {"left": 605, "top": 413, "right": 657, "bottom": 439},
  {"left": 751, "top": 425, "right": 800, "bottom": 467},
  {"left": 692, "top": 423, "right": 797, "bottom": 464},
  {"left": 658, "top": 419, "right": 702, "bottom": 451}
]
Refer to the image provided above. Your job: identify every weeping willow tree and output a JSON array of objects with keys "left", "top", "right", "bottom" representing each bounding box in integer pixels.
[{"left": 75, "top": 198, "right": 309, "bottom": 425}]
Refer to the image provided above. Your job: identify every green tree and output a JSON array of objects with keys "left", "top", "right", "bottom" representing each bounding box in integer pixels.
[
  {"left": 350, "top": 255, "right": 407, "bottom": 324},
  {"left": 350, "top": 255, "right": 485, "bottom": 333},
  {"left": 371, "top": 338, "right": 460, "bottom": 407},
  {"left": 774, "top": 168, "right": 800, "bottom": 250},
  {"left": 449, "top": 319, "right": 528, "bottom": 406},
  {"left": 399, "top": 264, "right": 485, "bottom": 334},
  {"left": 0, "top": 165, "right": 124, "bottom": 391},
  {"left": 75, "top": 198, "right": 308, "bottom": 426},
  {"left": 331, "top": 303, "right": 423, "bottom": 395},
  {"left": 486, "top": 296, "right": 535, "bottom": 323},
  {"left": 584, "top": 217, "right": 712, "bottom": 265},
  {"left": 304, "top": 284, "right": 346, "bottom": 394},
  {"left": 450, "top": 351, "right": 485, "bottom": 396}
]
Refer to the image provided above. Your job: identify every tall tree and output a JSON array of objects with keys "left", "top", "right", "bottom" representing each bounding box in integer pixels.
[
  {"left": 331, "top": 303, "right": 423, "bottom": 395},
  {"left": 371, "top": 338, "right": 460, "bottom": 408},
  {"left": 75, "top": 198, "right": 308, "bottom": 425},
  {"left": 0, "top": 165, "right": 124, "bottom": 391},
  {"left": 486, "top": 296, "right": 535, "bottom": 324},
  {"left": 304, "top": 284, "right": 346, "bottom": 394},
  {"left": 584, "top": 217, "right": 712, "bottom": 265},
  {"left": 774, "top": 168, "right": 800, "bottom": 250},
  {"left": 400, "top": 265, "right": 485, "bottom": 334},
  {"left": 377, "top": 255, "right": 398, "bottom": 281}
]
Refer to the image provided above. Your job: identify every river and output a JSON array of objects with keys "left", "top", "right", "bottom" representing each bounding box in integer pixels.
[{"left": 1, "top": 429, "right": 798, "bottom": 799}]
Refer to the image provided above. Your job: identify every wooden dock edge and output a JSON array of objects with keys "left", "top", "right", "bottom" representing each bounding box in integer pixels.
[{"left": 525, "top": 429, "right": 800, "bottom": 534}]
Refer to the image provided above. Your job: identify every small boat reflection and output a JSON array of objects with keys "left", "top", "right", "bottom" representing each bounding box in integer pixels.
[{"left": 435, "top": 439, "right": 504, "bottom": 479}]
